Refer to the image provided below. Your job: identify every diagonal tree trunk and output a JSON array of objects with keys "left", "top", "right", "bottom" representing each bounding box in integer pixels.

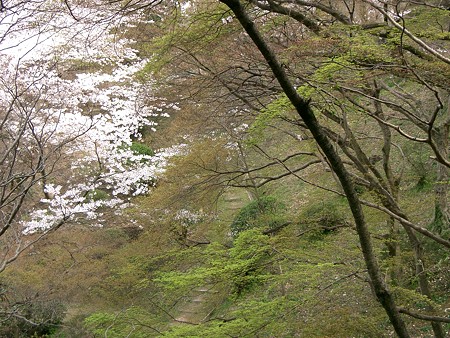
[{"left": 218, "top": 0, "right": 410, "bottom": 336}]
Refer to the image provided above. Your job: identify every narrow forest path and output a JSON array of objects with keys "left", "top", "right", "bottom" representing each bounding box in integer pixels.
[
  {"left": 174, "top": 286, "right": 220, "bottom": 324},
  {"left": 172, "top": 188, "right": 251, "bottom": 325}
]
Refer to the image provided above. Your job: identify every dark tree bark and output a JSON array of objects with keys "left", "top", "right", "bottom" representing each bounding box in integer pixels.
[{"left": 218, "top": 0, "right": 411, "bottom": 336}]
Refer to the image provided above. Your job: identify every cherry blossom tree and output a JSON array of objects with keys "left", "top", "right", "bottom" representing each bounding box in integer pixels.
[
  {"left": 0, "top": 0, "right": 184, "bottom": 273},
  {"left": 0, "top": 1, "right": 188, "bottom": 331}
]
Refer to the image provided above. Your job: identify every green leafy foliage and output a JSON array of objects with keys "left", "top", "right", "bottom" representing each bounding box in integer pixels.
[
  {"left": 299, "top": 306, "right": 385, "bottom": 338},
  {"left": 230, "top": 195, "right": 286, "bottom": 237},
  {"left": 137, "top": 1, "right": 234, "bottom": 78},
  {"left": 85, "top": 189, "right": 110, "bottom": 202},
  {"left": 296, "top": 54, "right": 364, "bottom": 102},
  {"left": 155, "top": 230, "right": 273, "bottom": 296},
  {"left": 118, "top": 141, "right": 154, "bottom": 159},
  {"left": 404, "top": 142, "right": 436, "bottom": 192},
  {"left": 406, "top": 7, "right": 450, "bottom": 40},
  {"left": 129, "top": 141, "right": 155, "bottom": 157},
  {"left": 229, "top": 230, "right": 273, "bottom": 295},
  {"left": 392, "top": 286, "right": 440, "bottom": 310},
  {"left": 430, "top": 204, "right": 450, "bottom": 236},
  {"left": 248, "top": 95, "right": 292, "bottom": 143},
  {"left": 163, "top": 298, "right": 295, "bottom": 337},
  {"left": 347, "top": 31, "right": 395, "bottom": 65},
  {"left": 299, "top": 197, "right": 348, "bottom": 240},
  {"left": 84, "top": 307, "right": 164, "bottom": 338}
]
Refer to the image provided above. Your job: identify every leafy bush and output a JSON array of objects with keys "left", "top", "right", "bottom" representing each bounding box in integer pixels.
[
  {"left": 84, "top": 307, "right": 162, "bottom": 338},
  {"left": 304, "top": 198, "right": 346, "bottom": 225},
  {"left": 130, "top": 142, "right": 154, "bottom": 157},
  {"left": 230, "top": 230, "right": 272, "bottom": 295},
  {"left": 230, "top": 196, "right": 286, "bottom": 237},
  {"left": 117, "top": 141, "right": 155, "bottom": 164},
  {"left": 300, "top": 198, "right": 347, "bottom": 240},
  {"left": 300, "top": 306, "right": 385, "bottom": 337},
  {"left": 154, "top": 230, "right": 272, "bottom": 298},
  {"left": 85, "top": 189, "right": 110, "bottom": 201},
  {"left": 403, "top": 142, "right": 435, "bottom": 191}
]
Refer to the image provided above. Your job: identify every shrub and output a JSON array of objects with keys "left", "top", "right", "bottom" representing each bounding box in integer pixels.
[
  {"left": 85, "top": 189, "right": 110, "bottom": 201},
  {"left": 231, "top": 195, "right": 286, "bottom": 237},
  {"left": 130, "top": 142, "right": 154, "bottom": 157},
  {"left": 303, "top": 199, "right": 346, "bottom": 227},
  {"left": 300, "top": 198, "right": 347, "bottom": 240},
  {"left": 230, "top": 230, "right": 272, "bottom": 295},
  {"left": 84, "top": 307, "right": 161, "bottom": 338}
]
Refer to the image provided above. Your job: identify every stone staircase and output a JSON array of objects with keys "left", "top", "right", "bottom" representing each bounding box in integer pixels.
[
  {"left": 174, "top": 286, "right": 220, "bottom": 324},
  {"left": 173, "top": 188, "right": 250, "bottom": 325}
]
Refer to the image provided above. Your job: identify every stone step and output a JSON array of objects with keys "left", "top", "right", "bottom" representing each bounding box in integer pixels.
[
  {"left": 195, "top": 287, "right": 218, "bottom": 293},
  {"left": 223, "top": 197, "right": 242, "bottom": 202},
  {"left": 178, "top": 310, "right": 198, "bottom": 314}
]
